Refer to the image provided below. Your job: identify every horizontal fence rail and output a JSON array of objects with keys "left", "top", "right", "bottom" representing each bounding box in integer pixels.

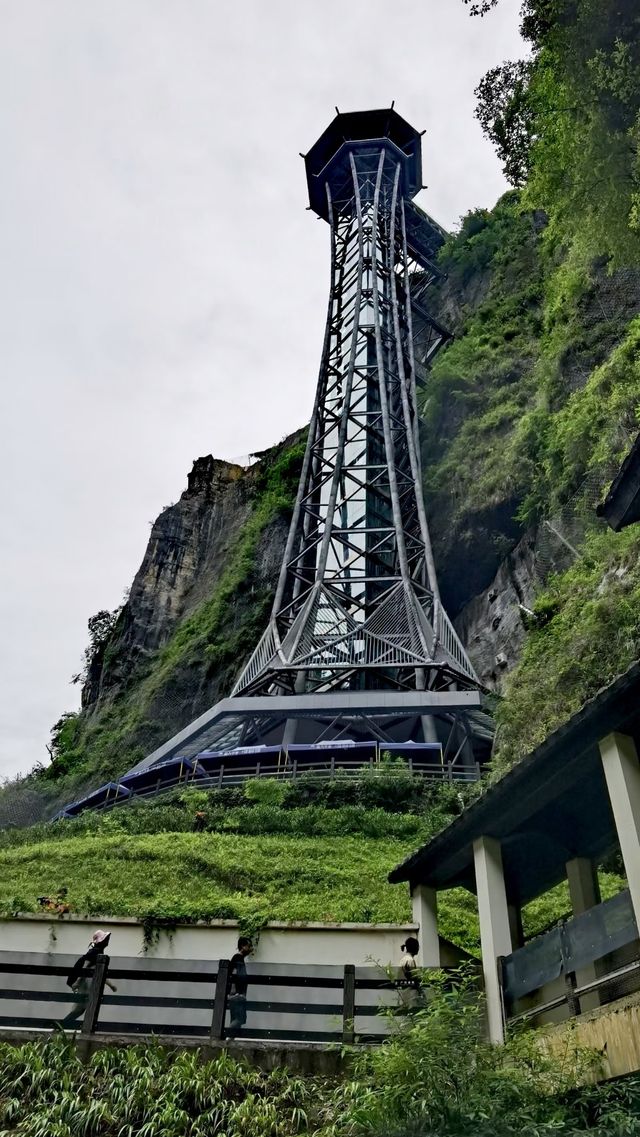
[
  {"left": 0, "top": 951, "right": 448, "bottom": 1047},
  {"left": 499, "top": 889, "right": 640, "bottom": 1027},
  {"left": 58, "top": 752, "right": 481, "bottom": 819}
]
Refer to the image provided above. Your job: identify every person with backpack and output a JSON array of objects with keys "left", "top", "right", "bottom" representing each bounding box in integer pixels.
[
  {"left": 227, "top": 936, "right": 252, "bottom": 1036},
  {"left": 62, "top": 929, "right": 117, "bottom": 1027}
]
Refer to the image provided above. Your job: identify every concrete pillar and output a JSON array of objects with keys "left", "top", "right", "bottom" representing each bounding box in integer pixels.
[
  {"left": 416, "top": 668, "right": 439, "bottom": 745},
  {"left": 599, "top": 732, "right": 640, "bottom": 931},
  {"left": 282, "top": 674, "right": 307, "bottom": 749},
  {"left": 410, "top": 884, "right": 440, "bottom": 966},
  {"left": 421, "top": 715, "right": 439, "bottom": 745},
  {"left": 566, "top": 857, "right": 602, "bottom": 1011},
  {"left": 566, "top": 857, "right": 601, "bottom": 914},
  {"left": 474, "top": 835, "right": 512, "bottom": 1044}
]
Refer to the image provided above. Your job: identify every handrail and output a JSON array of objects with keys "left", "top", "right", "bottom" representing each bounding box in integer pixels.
[
  {"left": 0, "top": 952, "right": 457, "bottom": 1047},
  {"left": 499, "top": 889, "right": 640, "bottom": 1030},
  {"left": 59, "top": 755, "right": 480, "bottom": 819}
]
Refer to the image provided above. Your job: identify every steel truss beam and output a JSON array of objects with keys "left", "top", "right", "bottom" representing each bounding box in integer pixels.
[{"left": 131, "top": 689, "right": 484, "bottom": 771}]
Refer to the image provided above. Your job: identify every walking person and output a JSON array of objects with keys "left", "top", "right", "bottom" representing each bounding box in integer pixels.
[
  {"left": 62, "top": 930, "right": 117, "bottom": 1027},
  {"left": 227, "top": 936, "right": 252, "bottom": 1037},
  {"left": 397, "top": 936, "right": 421, "bottom": 1013}
]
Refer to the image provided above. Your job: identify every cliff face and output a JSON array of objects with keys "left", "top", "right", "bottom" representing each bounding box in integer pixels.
[{"left": 82, "top": 456, "right": 280, "bottom": 711}]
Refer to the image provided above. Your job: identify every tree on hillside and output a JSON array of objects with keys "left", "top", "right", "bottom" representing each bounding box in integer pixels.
[
  {"left": 475, "top": 60, "right": 534, "bottom": 185},
  {"left": 71, "top": 608, "right": 121, "bottom": 687},
  {"left": 462, "top": 0, "right": 499, "bottom": 14}
]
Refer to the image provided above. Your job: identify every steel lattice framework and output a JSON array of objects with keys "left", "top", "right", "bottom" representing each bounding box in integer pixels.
[
  {"left": 233, "top": 110, "right": 477, "bottom": 699},
  {"left": 105, "top": 109, "right": 490, "bottom": 788}
]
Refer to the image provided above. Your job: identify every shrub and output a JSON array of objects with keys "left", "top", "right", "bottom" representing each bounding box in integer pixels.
[
  {"left": 243, "top": 778, "right": 290, "bottom": 807},
  {"left": 325, "top": 968, "right": 637, "bottom": 1136}
]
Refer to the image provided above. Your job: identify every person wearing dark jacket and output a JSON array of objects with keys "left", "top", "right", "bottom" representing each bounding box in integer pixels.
[
  {"left": 62, "top": 930, "right": 117, "bottom": 1026},
  {"left": 227, "top": 936, "right": 252, "bottom": 1036}
]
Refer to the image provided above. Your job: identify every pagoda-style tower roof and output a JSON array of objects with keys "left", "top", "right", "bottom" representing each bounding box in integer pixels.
[{"left": 304, "top": 108, "right": 423, "bottom": 220}]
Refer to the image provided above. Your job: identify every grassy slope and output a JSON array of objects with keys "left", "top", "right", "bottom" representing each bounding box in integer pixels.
[
  {"left": 0, "top": 808, "right": 625, "bottom": 954},
  {"left": 0, "top": 831, "right": 414, "bottom": 927}
]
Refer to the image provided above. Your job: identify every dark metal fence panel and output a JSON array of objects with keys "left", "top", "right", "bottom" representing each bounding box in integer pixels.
[
  {"left": 501, "top": 889, "right": 639, "bottom": 1019},
  {"left": 561, "top": 890, "right": 637, "bottom": 973},
  {"left": 502, "top": 927, "right": 563, "bottom": 1005}
]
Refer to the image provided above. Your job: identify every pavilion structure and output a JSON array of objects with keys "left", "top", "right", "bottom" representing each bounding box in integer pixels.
[{"left": 389, "top": 662, "right": 640, "bottom": 1066}]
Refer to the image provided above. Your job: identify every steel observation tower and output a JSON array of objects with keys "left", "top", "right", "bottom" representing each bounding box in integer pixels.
[
  {"left": 93, "top": 109, "right": 489, "bottom": 799},
  {"left": 234, "top": 108, "right": 476, "bottom": 703}
]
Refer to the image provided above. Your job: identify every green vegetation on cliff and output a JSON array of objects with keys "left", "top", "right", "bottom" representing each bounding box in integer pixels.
[
  {"left": 422, "top": 0, "right": 640, "bottom": 765},
  {"left": 495, "top": 525, "right": 640, "bottom": 768},
  {"left": 0, "top": 436, "right": 306, "bottom": 824}
]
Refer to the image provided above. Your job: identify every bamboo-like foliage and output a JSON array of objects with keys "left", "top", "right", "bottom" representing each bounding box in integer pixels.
[{"left": 0, "top": 1036, "right": 314, "bottom": 1137}]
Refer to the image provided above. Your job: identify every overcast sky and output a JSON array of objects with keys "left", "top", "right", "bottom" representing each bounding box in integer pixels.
[{"left": 0, "top": 0, "right": 523, "bottom": 781}]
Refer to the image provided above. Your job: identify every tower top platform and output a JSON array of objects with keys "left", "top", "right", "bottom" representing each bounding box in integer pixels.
[{"left": 304, "top": 107, "right": 423, "bottom": 220}]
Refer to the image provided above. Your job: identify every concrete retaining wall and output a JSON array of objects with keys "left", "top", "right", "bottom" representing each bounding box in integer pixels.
[{"left": 0, "top": 914, "right": 419, "bottom": 967}]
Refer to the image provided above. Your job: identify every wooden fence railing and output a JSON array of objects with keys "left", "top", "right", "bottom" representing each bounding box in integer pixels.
[{"left": 0, "top": 951, "right": 425, "bottom": 1046}]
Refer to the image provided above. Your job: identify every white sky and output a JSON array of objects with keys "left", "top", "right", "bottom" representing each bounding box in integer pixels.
[{"left": 0, "top": 0, "right": 523, "bottom": 780}]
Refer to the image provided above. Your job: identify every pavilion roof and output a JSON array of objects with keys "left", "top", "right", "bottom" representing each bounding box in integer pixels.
[{"left": 389, "top": 663, "right": 640, "bottom": 906}]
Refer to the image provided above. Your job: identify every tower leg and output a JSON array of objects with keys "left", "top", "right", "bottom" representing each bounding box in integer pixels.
[
  {"left": 416, "top": 669, "right": 438, "bottom": 744},
  {"left": 282, "top": 673, "right": 307, "bottom": 750}
]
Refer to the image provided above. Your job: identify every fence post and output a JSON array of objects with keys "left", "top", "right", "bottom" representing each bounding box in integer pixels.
[
  {"left": 342, "top": 964, "right": 356, "bottom": 1045},
  {"left": 211, "top": 959, "right": 231, "bottom": 1041},
  {"left": 218, "top": 764, "right": 224, "bottom": 790},
  {"left": 560, "top": 924, "right": 580, "bottom": 1017},
  {"left": 82, "top": 954, "right": 109, "bottom": 1036},
  {"left": 564, "top": 970, "right": 580, "bottom": 1017},
  {"left": 330, "top": 754, "right": 335, "bottom": 779}
]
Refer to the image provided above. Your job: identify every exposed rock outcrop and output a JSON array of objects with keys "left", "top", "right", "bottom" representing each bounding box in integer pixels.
[
  {"left": 81, "top": 443, "right": 298, "bottom": 717},
  {"left": 454, "top": 532, "right": 539, "bottom": 690}
]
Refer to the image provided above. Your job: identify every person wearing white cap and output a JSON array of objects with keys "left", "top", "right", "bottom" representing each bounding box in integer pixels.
[{"left": 62, "top": 930, "right": 117, "bottom": 1027}]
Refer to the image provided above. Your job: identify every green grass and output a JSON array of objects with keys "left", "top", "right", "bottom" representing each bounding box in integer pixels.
[
  {"left": 0, "top": 822, "right": 482, "bottom": 949},
  {"left": 0, "top": 830, "right": 415, "bottom": 927},
  {"left": 1, "top": 809, "right": 624, "bottom": 956},
  {"left": 494, "top": 524, "right": 640, "bottom": 768}
]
